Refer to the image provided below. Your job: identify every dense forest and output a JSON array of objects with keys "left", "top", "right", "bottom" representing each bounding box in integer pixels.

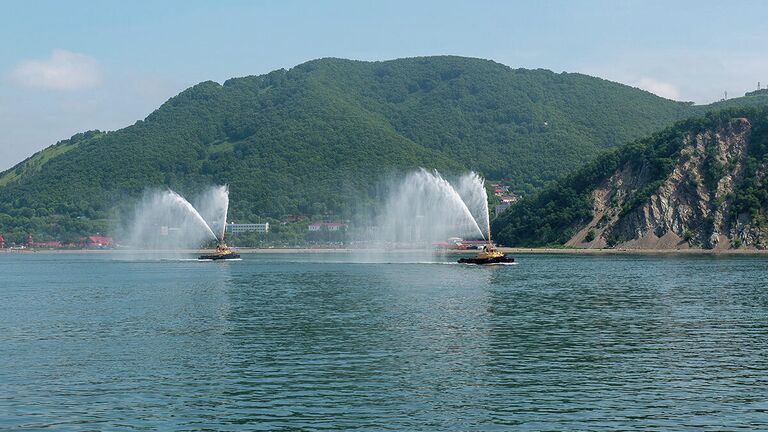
[
  {"left": 493, "top": 106, "right": 768, "bottom": 248},
  {"left": 1, "top": 56, "right": 767, "bottom": 242}
]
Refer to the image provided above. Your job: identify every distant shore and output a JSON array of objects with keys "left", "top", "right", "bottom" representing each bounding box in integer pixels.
[
  {"left": 501, "top": 247, "right": 768, "bottom": 255},
  {"left": 3, "top": 247, "right": 768, "bottom": 256}
]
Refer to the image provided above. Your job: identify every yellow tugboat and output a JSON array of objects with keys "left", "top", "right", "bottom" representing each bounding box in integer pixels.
[
  {"left": 199, "top": 241, "right": 241, "bottom": 261},
  {"left": 458, "top": 242, "right": 514, "bottom": 264}
]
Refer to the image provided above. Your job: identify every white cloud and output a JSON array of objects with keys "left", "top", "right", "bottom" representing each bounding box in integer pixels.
[
  {"left": 10, "top": 49, "right": 102, "bottom": 91},
  {"left": 635, "top": 77, "right": 681, "bottom": 100},
  {"left": 573, "top": 48, "right": 768, "bottom": 104}
]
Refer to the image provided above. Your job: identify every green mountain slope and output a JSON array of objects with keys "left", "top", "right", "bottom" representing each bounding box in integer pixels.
[
  {"left": 493, "top": 106, "right": 768, "bottom": 249},
  {"left": 1, "top": 56, "right": 767, "bottom": 241}
]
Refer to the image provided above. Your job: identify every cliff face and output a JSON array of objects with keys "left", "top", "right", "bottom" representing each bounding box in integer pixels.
[{"left": 566, "top": 118, "right": 768, "bottom": 249}]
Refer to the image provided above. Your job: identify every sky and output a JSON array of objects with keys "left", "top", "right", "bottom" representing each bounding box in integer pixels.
[{"left": 1, "top": 0, "right": 767, "bottom": 170}]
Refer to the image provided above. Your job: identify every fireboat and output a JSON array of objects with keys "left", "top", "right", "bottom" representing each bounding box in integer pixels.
[
  {"left": 199, "top": 241, "right": 240, "bottom": 261},
  {"left": 457, "top": 241, "right": 514, "bottom": 265}
]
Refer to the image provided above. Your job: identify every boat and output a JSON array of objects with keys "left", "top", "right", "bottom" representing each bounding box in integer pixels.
[
  {"left": 199, "top": 242, "right": 241, "bottom": 261},
  {"left": 458, "top": 243, "right": 514, "bottom": 265}
]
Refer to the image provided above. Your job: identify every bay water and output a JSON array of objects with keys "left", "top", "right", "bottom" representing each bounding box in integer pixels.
[{"left": 2, "top": 253, "right": 768, "bottom": 430}]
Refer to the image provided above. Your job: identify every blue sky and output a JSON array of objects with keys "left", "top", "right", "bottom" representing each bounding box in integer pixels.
[{"left": 2, "top": 0, "right": 767, "bottom": 169}]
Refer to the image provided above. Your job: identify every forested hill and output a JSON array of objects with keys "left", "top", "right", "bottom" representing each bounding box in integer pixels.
[
  {"left": 1, "top": 55, "right": 767, "bottom": 240},
  {"left": 493, "top": 106, "right": 768, "bottom": 250}
]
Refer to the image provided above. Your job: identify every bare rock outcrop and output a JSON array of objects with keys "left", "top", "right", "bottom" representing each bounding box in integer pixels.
[{"left": 568, "top": 118, "right": 768, "bottom": 249}]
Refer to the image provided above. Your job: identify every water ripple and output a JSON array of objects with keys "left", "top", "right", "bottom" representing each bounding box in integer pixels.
[{"left": 1, "top": 253, "right": 767, "bottom": 430}]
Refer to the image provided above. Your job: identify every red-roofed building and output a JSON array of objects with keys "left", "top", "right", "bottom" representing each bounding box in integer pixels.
[
  {"left": 80, "top": 235, "right": 114, "bottom": 248},
  {"left": 24, "top": 234, "right": 63, "bottom": 249}
]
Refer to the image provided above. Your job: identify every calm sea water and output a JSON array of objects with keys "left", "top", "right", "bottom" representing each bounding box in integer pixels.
[{"left": 2, "top": 252, "right": 768, "bottom": 430}]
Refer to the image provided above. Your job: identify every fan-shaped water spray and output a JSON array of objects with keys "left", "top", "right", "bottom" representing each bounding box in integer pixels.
[
  {"left": 123, "top": 186, "right": 229, "bottom": 250},
  {"left": 195, "top": 185, "right": 230, "bottom": 242},
  {"left": 454, "top": 172, "right": 491, "bottom": 241},
  {"left": 166, "top": 190, "right": 218, "bottom": 241},
  {"left": 374, "top": 169, "right": 487, "bottom": 246}
]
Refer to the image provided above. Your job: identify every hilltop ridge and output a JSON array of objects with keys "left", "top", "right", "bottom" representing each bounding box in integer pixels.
[{"left": 1, "top": 56, "right": 767, "bottom": 241}]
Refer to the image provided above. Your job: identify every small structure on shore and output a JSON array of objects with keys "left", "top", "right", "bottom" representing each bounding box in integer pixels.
[{"left": 80, "top": 236, "right": 114, "bottom": 248}]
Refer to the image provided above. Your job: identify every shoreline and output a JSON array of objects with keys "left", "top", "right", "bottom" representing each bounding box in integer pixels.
[
  {"left": 3, "top": 247, "right": 768, "bottom": 256},
  {"left": 501, "top": 247, "right": 768, "bottom": 255}
]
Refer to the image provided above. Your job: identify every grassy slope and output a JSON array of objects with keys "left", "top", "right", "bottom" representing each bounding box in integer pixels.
[
  {"left": 1, "top": 56, "right": 767, "bottom": 240},
  {"left": 0, "top": 141, "right": 81, "bottom": 187}
]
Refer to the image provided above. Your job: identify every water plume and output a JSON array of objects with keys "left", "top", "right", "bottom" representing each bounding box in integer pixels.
[
  {"left": 195, "top": 185, "right": 230, "bottom": 242},
  {"left": 454, "top": 172, "right": 491, "bottom": 241},
  {"left": 166, "top": 190, "right": 218, "bottom": 240},
  {"left": 122, "top": 186, "right": 229, "bottom": 250},
  {"left": 373, "top": 169, "right": 486, "bottom": 248}
]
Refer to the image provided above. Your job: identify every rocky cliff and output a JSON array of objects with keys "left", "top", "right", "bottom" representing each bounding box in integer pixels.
[{"left": 494, "top": 107, "right": 768, "bottom": 249}]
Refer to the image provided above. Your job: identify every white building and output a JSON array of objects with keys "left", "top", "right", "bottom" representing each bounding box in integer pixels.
[
  {"left": 226, "top": 223, "right": 269, "bottom": 234},
  {"left": 308, "top": 222, "right": 347, "bottom": 232}
]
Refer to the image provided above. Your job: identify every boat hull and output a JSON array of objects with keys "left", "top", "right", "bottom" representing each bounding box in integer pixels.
[
  {"left": 458, "top": 255, "right": 514, "bottom": 265},
  {"left": 199, "top": 252, "right": 241, "bottom": 261}
]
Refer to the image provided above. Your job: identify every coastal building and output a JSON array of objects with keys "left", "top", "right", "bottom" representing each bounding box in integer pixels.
[
  {"left": 159, "top": 226, "right": 184, "bottom": 237},
  {"left": 23, "top": 234, "right": 64, "bottom": 248},
  {"left": 80, "top": 235, "right": 114, "bottom": 248},
  {"left": 0, "top": 233, "right": 4, "bottom": 248},
  {"left": 308, "top": 222, "right": 347, "bottom": 232},
  {"left": 226, "top": 223, "right": 269, "bottom": 234},
  {"left": 492, "top": 184, "right": 511, "bottom": 196}
]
